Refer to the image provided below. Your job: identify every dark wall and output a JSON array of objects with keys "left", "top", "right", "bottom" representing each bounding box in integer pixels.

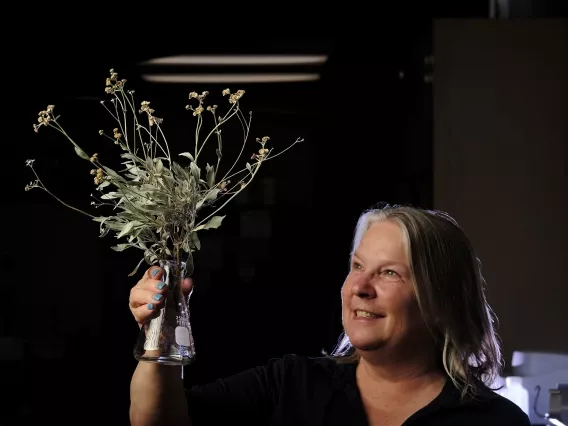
[{"left": 433, "top": 19, "right": 568, "bottom": 363}]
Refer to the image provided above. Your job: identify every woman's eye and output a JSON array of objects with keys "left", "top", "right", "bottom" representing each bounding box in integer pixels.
[{"left": 381, "top": 269, "right": 400, "bottom": 280}]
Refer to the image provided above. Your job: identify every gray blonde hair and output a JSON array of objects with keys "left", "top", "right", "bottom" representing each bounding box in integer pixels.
[{"left": 328, "top": 204, "right": 503, "bottom": 398}]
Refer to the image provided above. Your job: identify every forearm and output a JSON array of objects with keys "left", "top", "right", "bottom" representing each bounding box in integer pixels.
[{"left": 130, "top": 361, "right": 191, "bottom": 426}]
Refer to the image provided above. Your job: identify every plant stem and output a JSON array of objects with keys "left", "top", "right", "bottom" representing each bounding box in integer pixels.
[
  {"left": 29, "top": 167, "right": 95, "bottom": 219},
  {"left": 49, "top": 121, "right": 89, "bottom": 159},
  {"left": 194, "top": 113, "right": 202, "bottom": 160},
  {"left": 195, "top": 108, "right": 239, "bottom": 162},
  {"left": 195, "top": 166, "right": 259, "bottom": 228},
  {"left": 115, "top": 93, "right": 131, "bottom": 151},
  {"left": 220, "top": 108, "right": 250, "bottom": 183}
]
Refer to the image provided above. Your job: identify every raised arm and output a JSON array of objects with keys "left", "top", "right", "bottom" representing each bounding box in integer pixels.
[
  {"left": 128, "top": 266, "right": 283, "bottom": 426},
  {"left": 130, "top": 362, "right": 190, "bottom": 426},
  {"left": 128, "top": 266, "right": 192, "bottom": 426}
]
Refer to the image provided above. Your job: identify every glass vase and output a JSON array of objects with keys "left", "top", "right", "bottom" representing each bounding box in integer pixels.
[{"left": 133, "top": 258, "right": 196, "bottom": 366}]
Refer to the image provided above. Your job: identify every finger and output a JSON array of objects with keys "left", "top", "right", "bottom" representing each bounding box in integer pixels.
[
  {"left": 137, "top": 277, "right": 169, "bottom": 294},
  {"left": 147, "top": 266, "right": 163, "bottom": 280},
  {"left": 181, "top": 278, "right": 193, "bottom": 297},
  {"left": 132, "top": 300, "right": 162, "bottom": 325},
  {"left": 129, "top": 287, "right": 166, "bottom": 310},
  {"left": 136, "top": 269, "right": 168, "bottom": 292}
]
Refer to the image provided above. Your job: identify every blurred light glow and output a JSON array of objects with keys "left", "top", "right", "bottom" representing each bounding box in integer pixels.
[
  {"left": 140, "top": 73, "right": 321, "bottom": 84},
  {"left": 141, "top": 54, "right": 328, "bottom": 66}
]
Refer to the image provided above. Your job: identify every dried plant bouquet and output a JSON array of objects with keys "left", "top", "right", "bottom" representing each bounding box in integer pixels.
[{"left": 26, "top": 69, "right": 302, "bottom": 277}]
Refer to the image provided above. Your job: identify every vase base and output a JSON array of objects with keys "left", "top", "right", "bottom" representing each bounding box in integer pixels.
[{"left": 134, "top": 353, "right": 195, "bottom": 366}]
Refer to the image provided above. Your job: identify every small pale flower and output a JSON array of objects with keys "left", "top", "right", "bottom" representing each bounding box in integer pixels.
[
  {"left": 94, "top": 168, "right": 104, "bottom": 185},
  {"left": 105, "top": 69, "right": 126, "bottom": 94},
  {"left": 139, "top": 101, "right": 153, "bottom": 114},
  {"left": 34, "top": 105, "right": 56, "bottom": 132},
  {"left": 139, "top": 101, "right": 162, "bottom": 126},
  {"left": 198, "top": 91, "right": 209, "bottom": 101},
  {"left": 151, "top": 116, "right": 163, "bottom": 126},
  {"left": 229, "top": 90, "right": 245, "bottom": 104},
  {"left": 24, "top": 179, "right": 39, "bottom": 191}
]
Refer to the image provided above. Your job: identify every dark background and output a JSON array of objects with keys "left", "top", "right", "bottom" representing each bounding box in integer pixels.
[{"left": 2, "top": 2, "right": 566, "bottom": 425}]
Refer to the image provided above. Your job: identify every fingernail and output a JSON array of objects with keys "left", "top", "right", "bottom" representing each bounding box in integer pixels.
[
  {"left": 153, "top": 294, "right": 163, "bottom": 301},
  {"left": 151, "top": 269, "right": 160, "bottom": 277},
  {"left": 156, "top": 282, "right": 166, "bottom": 290},
  {"left": 148, "top": 303, "right": 154, "bottom": 310}
]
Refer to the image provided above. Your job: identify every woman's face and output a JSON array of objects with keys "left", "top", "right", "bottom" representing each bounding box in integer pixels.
[{"left": 341, "top": 220, "right": 428, "bottom": 354}]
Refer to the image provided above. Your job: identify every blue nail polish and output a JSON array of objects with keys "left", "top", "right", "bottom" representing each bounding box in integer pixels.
[
  {"left": 151, "top": 269, "right": 160, "bottom": 277},
  {"left": 153, "top": 294, "right": 163, "bottom": 301},
  {"left": 148, "top": 303, "right": 154, "bottom": 310},
  {"left": 156, "top": 282, "right": 166, "bottom": 290}
]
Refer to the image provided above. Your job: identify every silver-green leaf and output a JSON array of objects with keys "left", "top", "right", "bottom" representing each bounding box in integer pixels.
[
  {"left": 155, "top": 158, "right": 164, "bottom": 173},
  {"left": 190, "top": 232, "right": 201, "bottom": 250},
  {"left": 179, "top": 152, "right": 194, "bottom": 161},
  {"left": 111, "top": 243, "right": 132, "bottom": 252},
  {"left": 117, "top": 220, "right": 142, "bottom": 239},
  {"left": 206, "top": 163, "right": 215, "bottom": 187},
  {"left": 75, "top": 146, "right": 90, "bottom": 160},
  {"left": 193, "top": 215, "right": 225, "bottom": 232},
  {"left": 128, "top": 257, "right": 147, "bottom": 277},
  {"left": 96, "top": 180, "right": 111, "bottom": 190},
  {"left": 190, "top": 162, "right": 200, "bottom": 180}
]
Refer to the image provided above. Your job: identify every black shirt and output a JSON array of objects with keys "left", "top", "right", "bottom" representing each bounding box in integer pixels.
[{"left": 186, "top": 354, "right": 531, "bottom": 425}]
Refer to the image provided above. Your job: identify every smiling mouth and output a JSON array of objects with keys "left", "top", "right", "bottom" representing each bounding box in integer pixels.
[{"left": 354, "top": 310, "right": 385, "bottom": 319}]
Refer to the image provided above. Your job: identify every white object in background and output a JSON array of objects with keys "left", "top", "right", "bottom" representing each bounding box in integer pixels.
[
  {"left": 512, "top": 352, "right": 568, "bottom": 377},
  {"left": 498, "top": 351, "right": 568, "bottom": 425},
  {"left": 496, "top": 376, "right": 530, "bottom": 414},
  {"left": 548, "top": 384, "right": 568, "bottom": 424}
]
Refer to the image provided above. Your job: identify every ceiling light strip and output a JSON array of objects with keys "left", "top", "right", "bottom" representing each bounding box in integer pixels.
[
  {"left": 140, "top": 73, "right": 321, "bottom": 83},
  {"left": 141, "top": 55, "right": 328, "bottom": 66}
]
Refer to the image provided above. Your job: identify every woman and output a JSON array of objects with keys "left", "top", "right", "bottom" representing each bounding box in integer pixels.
[{"left": 129, "top": 205, "right": 530, "bottom": 426}]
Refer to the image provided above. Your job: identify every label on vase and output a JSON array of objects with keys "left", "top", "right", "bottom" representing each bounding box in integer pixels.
[{"left": 175, "top": 326, "right": 191, "bottom": 346}]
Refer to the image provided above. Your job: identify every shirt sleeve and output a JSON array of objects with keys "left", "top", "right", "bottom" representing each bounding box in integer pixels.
[{"left": 185, "top": 357, "right": 286, "bottom": 425}]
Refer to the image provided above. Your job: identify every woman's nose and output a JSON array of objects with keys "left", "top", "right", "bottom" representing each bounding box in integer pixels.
[{"left": 351, "top": 275, "right": 377, "bottom": 299}]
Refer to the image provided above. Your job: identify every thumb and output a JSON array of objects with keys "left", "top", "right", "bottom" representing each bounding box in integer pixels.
[{"left": 181, "top": 277, "right": 193, "bottom": 297}]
